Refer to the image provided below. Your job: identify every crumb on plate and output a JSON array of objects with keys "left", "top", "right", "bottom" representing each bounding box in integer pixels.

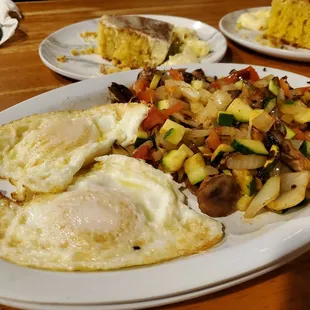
[
  {"left": 56, "top": 55, "right": 68, "bottom": 63},
  {"left": 80, "top": 31, "right": 98, "bottom": 41},
  {"left": 100, "top": 64, "right": 131, "bottom": 75}
]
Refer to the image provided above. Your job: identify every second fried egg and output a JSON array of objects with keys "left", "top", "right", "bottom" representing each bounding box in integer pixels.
[{"left": 0, "top": 103, "right": 149, "bottom": 201}]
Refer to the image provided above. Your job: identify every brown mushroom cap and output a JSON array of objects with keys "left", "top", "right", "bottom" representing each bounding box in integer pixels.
[{"left": 197, "top": 174, "right": 240, "bottom": 217}]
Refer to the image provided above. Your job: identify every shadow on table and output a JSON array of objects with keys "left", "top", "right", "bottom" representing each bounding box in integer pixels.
[
  {"left": 1, "top": 28, "right": 28, "bottom": 48},
  {"left": 220, "top": 46, "right": 234, "bottom": 63}
]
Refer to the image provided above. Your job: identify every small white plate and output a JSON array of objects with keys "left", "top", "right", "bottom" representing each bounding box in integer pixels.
[
  {"left": 1, "top": 63, "right": 310, "bottom": 307},
  {"left": 39, "top": 15, "right": 227, "bottom": 81},
  {"left": 219, "top": 7, "right": 310, "bottom": 62}
]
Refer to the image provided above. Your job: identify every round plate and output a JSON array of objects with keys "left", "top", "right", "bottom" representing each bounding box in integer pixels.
[
  {"left": 1, "top": 63, "right": 310, "bottom": 307},
  {"left": 219, "top": 7, "right": 310, "bottom": 62},
  {"left": 39, "top": 15, "right": 227, "bottom": 80}
]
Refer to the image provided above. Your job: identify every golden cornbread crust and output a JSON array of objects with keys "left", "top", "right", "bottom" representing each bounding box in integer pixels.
[
  {"left": 97, "top": 15, "right": 174, "bottom": 69},
  {"left": 266, "top": 0, "right": 310, "bottom": 49}
]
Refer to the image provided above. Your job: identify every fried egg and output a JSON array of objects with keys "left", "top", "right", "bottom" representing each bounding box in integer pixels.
[
  {"left": 0, "top": 155, "right": 223, "bottom": 271},
  {"left": 0, "top": 103, "right": 149, "bottom": 201}
]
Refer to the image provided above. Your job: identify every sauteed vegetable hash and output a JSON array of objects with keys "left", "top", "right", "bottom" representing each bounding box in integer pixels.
[{"left": 108, "top": 66, "right": 310, "bottom": 219}]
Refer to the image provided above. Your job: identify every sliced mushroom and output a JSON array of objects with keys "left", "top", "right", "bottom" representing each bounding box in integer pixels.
[
  {"left": 227, "top": 90, "right": 242, "bottom": 100},
  {"left": 281, "top": 140, "right": 310, "bottom": 171},
  {"left": 192, "top": 69, "right": 208, "bottom": 81},
  {"left": 137, "top": 68, "right": 157, "bottom": 82},
  {"left": 197, "top": 174, "right": 240, "bottom": 217},
  {"left": 249, "top": 87, "right": 269, "bottom": 109},
  {"left": 264, "top": 130, "right": 283, "bottom": 150},
  {"left": 108, "top": 82, "right": 135, "bottom": 103},
  {"left": 182, "top": 69, "right": 209, "bottom": 84},
  {"left": 183, "top": 72, "right": 194, "bottom": 84}
]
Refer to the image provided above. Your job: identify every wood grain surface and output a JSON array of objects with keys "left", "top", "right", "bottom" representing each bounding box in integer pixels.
[{"left": 1, "top": 0, "right": 310, "bottom": 309}]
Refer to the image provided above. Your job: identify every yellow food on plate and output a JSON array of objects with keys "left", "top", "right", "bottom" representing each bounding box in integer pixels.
[
  {"left": 163, "top": 27, "right": 210, "bottom": 66},
  {"left": 97, "top": 15, "right": 174, "bottom": 68},
  {"left": 265, "top": 0, "right": 310, "bottom": 49},
  {"left": 237, "top": 9, "right": 270, "bottom": 31},
  {"left": 0, "top": 155, "right": 223, "bottom": 271},
  {"left": 0, "top": 103, "right": 149, "bottom": 201}
]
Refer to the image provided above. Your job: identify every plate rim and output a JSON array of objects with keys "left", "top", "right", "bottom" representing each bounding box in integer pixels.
[
  {"left": 1, "top": 63, "right": 310, "bottom": 305},
  {"left": 1, "top": 243, "right": 309, "bottom": 310},
  {"left": 219, "top": 6, "right": 310, "bottom": 62},
  {"left": 38, "top": 14, "right": 227, "bottom": 81}
]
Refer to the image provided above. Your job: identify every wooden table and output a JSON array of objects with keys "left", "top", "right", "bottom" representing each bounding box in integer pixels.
[{"left": 1, "top": 0, "right": 310, "bottom": 309}]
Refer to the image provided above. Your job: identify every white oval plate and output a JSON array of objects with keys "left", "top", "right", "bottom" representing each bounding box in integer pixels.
[
  {"left": 219, "top": 7, "right": 310, "bottom": 62},
  {"left": 1, "top": 244, "right": 308, "bottom": 310},
  {"left": 39, "top": 15, "right": 227, "bottom": 81},
  {"left": 1, "top": 63, "right": 310, "bottom": 307}
]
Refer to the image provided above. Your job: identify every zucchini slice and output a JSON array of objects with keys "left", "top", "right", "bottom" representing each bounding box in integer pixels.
[
  {"left": 178, "top": 144, "right": 194, "bottom": 158},
  {"left": 160, "top": 119, "right": 185, "bottom": 145},
  {"left": 191, "top": 80, "right": 204, "bottom": 90},
  {"left": 162, "top": 150, "right": 187, "bottom": 172},
  {"left": 233, "top": 169, "right": 256, "bottom": 197},
  {"left": 134, "top": 128, "right": 149, "bottom": 147},
  {"left": 150, "top": 71, "right": 162, "bottom": 89},
  {"left": 226, "top": 98, "right": 253, "bottom": 122},
  {"left": 211, "top": 144, "right": 234, "bottom": 165},
  {"left": 301, "top": 141, "right": 310, "bottom": 157},
  {"left": 260, "top": 144, "right": 280, "bottom": 177},
  {"left": 217, "top": 112, "right": 235, "bottom": 126},
  {"left": 268, "top": 77, "right": 280, "bottom": 96},
  {"left": 184, "top": 153, "right": 207, "bottom": 185},
  {"left": 284, "top": 126, "right": 296, "bottom": 140},
  {"left": 232, "top": 139, "right": 268, "bottom": 155},
  {"left": 157, "top": 100, "right": 170, "bottom": 110},
  {"left": 236, "top": 194, "right": 254, "bottom": 211},
  {"left": 264, "top": 97, "right": 276, "bottom": 113}
]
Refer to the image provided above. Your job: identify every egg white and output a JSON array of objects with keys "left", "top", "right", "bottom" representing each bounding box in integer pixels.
[
  {"left": 0, "top": 155, "right": 223, "bottom": 271},
  {"left": 0, "top": 103, "right": 149, "bottom": 201}
]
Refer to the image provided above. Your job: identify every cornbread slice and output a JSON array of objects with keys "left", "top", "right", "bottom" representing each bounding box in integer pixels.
[
  {"left": 97, "top": 15, "right": 174, "bottom": 68},
  {"left": 265, "top": 0, "right": 310, "bottom": 49}
]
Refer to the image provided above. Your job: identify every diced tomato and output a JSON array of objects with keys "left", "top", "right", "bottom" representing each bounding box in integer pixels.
[
  {"left": 222, "top": 75, "right": 237, "bottom": 84},
  {"left": 279, "top": 78, "right": 291, "bottom": 98},
  {"left": 133, "top": 79, "right": 149, "bottom": 94},
  {"left": 138, "top": 89, "right": 156, "bottom": 103},
  {"left": 162, "top": 101, "right": 184, "bottom": 117},
  {"left": 141, "top": 106, "right": 167, "bottom": 131},
  {"left": 223, "top": 66, "right": 260, "bottom": 83},
  {"left": 206, "top": 130, "right": 221, "bottom": 151},
  {"left": 169, "top": 69, "right": 184, "bottom": 81},
  {"left": 293, "top": 128, "right": 310, "bottom": 141},
  {"left": 211, "top": 81, "right": 221, "bottom": 89},
  {"left": 133, "top": 144, "right": 152, "bottom": 160}
]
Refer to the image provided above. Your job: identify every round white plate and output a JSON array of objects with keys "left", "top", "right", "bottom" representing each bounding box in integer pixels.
[
  {"left": 1, "top": 63, "right": 310, "bottom": 307},
  {"left": 1, "top": 244, "right": 309, "bottom": 310},
  {"left": 219, "top": 7, "right": 310, "bottom": 62},
  {"left": 39, "top": 15, "right": 227, "bottom": 81}
]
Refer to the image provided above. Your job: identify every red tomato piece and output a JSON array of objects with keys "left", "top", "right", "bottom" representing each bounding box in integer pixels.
[{"left": 141, "top": 106, "right": 167, "bottom": 131}]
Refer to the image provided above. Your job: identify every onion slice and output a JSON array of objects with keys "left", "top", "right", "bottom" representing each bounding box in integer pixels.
[
  {"left": 205, "top": 165, "right": 219, "bottom": 176},
  {"left": 227, "top": 154, "right": 266, "bottom": 170},
  {"left": 187, "top": 129, "right": 211, "bottom": 138},
  {"left": 172, "top": 112, "right": 200, "bottom": 128},
  {"left": 251, "top": 111, "right": 275, "bottom": 133},
  {"left": 290, "top": 139, "right": 303, "bottom": 150},
  {"left": 268, "top": 171, "right": 310, "bottom": 211},
  {"left": 244, "top": 176, "right": 281, "bottom": 218}
]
